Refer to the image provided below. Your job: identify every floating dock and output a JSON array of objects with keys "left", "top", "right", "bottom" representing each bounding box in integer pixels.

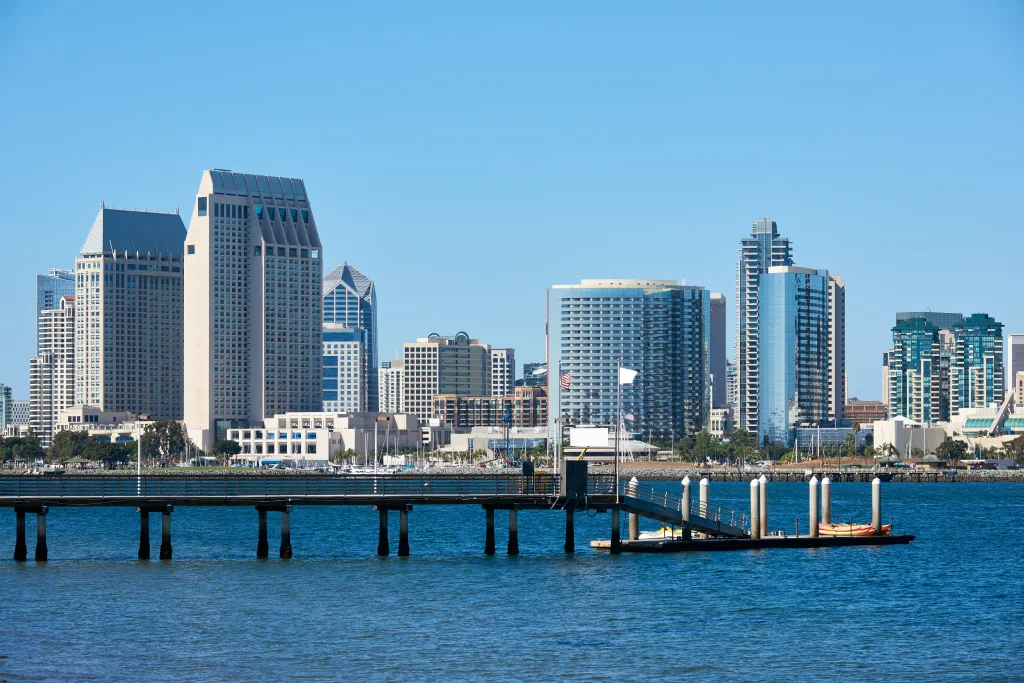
[{"left": 591, "top": 533, "right": 915, "bottom": 553}]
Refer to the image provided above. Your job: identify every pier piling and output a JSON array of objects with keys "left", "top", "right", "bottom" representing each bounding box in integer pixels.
[
  {"left": 159, "top": 504, "right": 173, "bottom": 560},
  {"left": 628, "top": 513, "right": 640, "bottom": 541},
  {"left": 35, "top": 505, "right": 47, "bottom": 562},
  {"left": 507, "top": 509, "right": 519, "bottom": 555},
  {"left": 138, "top": 508, "right": 150, "bottom": 560},
  {"left": 872, "top": 478, "right": 881, "bottom": 534},
  {"left": 682, "top": 477, "right": 692, "bottom": 541},
  {"left": 377, "top": 508, "right": 389, "bottom": 557},
  {"left": 809, "top": 477, "right": 819, "bottom": 538},
  {"left": 256, "top": 507, "right": 269, "bottom": 558},
  {"left": 821, "top": 477, "right": 832, "bottom": 525},
  {"left": 749, "top": 479, "right": 760, "bottom": 540},
  {"left": 564, "top": 509, "right": 575, "bottom": 553},
  {"left": 758, "top": 475, "right": 768, "bottom": 538},
  {"left": 14, "top": 509, "right": 26, "bottom": 562},
  {"left": 610, "top": 508, "right": 621, "bottom": 555},
  {"left": 484, "top": 507, "right": 495, "bottom": 555},
  {"left": 398, "top": 509, "right": 410, "bottom": 557},
  {"left": 279, "top": 505, "right": 292, "bottom": 559}
]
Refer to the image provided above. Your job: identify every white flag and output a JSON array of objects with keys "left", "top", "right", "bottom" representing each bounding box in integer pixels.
[{"left": 618, "top": 367, "right": 638, "bottom": 385}]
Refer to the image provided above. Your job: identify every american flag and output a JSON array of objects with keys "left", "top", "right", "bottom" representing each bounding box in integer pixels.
[
  {"left": 559, "top": 371, "right": 573, "bottom": 389},
  {"left": 624, "top": 413, "right": 635, "bottom": 421}
]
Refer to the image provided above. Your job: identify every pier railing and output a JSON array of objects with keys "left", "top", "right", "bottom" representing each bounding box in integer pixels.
[
  {"left": 621, "top": 479, "right": 749, "bottom": 531},
  {"left": 0, "top": 473, "right": 626, "bottom": 502}
]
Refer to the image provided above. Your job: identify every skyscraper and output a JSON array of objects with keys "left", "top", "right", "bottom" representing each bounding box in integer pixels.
[
  {"left": 490, "top": 348, "right": 515, "bottom": 397},
  {"left": 402, "top": 334, "right": 491, "bottom": 421},
  {"left": 757, "top": 267, "right": 829, "bottom": 447},
  {"left": 952, "top": 314, "right": 1004, "bottom": 414},
  {"left": 827, "top": 274, "right": 846, "bottom": 423},
  {"left": 709, "top": 293, "right": 727, "bottom": 408},
  {"left": 547, "top": 279, "right": 711, "bottom": 439},
  {"left": 184, "top": 170, "right": 323, "bottom": 449},
  {"left": 323, "top": 264, "right": 378, "bottom": 411},
  {"left": 378, "top": 360, "right": 405, "bottom": 413},
  {"left": 1007, "top": 333, "right": 1024, "bottom": 402},
  {"left": 36, "top": 269, "right": 74, "bottom": 353},
  {"left": 887, "top": 318, "right": 947, "bottom": 423},
  {"left": 322, "top": 325, "right": 365, "bottom": 413},
  {"left": 75, "top": 206, "right": 186, "bottom": 418},
  {"left": 736, "top": 219, "right": 793, "bottom": 434},
  {"left": 30, "top": 295, "right": 75, "bottom": 447},
  {"left": 0, "top": 384, "right": 12, "bottom": 432}
]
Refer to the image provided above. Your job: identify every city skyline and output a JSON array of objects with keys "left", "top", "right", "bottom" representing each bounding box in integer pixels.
[{"left": 2, "top": 3, "right": 1023, "bottom": 402}]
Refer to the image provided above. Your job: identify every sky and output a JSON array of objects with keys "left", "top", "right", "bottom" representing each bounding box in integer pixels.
[{"left": 0, "top": 1, "right": 1022, "bottom": 401}]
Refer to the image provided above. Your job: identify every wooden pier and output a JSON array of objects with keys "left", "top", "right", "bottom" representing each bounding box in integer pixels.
[{"left": 0, "top": 469, "right": 910, "bottom": 561}]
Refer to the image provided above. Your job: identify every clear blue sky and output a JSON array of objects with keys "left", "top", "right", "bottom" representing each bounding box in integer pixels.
[{"left": 1, "top": 1, "right": 1021, "bottom": 401}]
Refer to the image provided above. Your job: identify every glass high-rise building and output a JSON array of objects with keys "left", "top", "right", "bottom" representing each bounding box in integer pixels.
[
  {"left": 547, "top": 279, "right": 711, "bottom": 439},
  {"left": 184, "top": 170, "right": 323, "bottom": 449},
  {"left": 75, "top": 205, "right": 186, "bottom": 419},
  {"left": 757, "top": 267, "right": 829, "bottom": 447},
  {"left": 36, "top": 269, "right": 75, "bottom": 353},
  {"left": 896, "top": 311, "right": 964, "bottom": 332},
  {"left": 520, "top": 362, "right": 547, "bottom": 387},
  {"left": 322, "top": 326, "right": 365, "bottom": 413},
  {"left": 323, "top": 264, "right": 377, "bottom": 411},
  {"left": 886, "top": 318, "right": 949, "bottom": 423},
  {"left": 952, "top": 314, "right": 1004, "bottom": 414},
  {"left": 0, "top": 384, "right": 12, "bottom": 432},
  {"left": 736, "top": 219, "right": 793, "bottom": 434},
  {"left": 30, "top": 295, "right": 76, "bottom": 447}
]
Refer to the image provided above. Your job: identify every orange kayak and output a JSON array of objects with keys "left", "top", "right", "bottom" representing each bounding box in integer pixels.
[{"left": 818, "top": 523, "right": 891, "bottom": 536}]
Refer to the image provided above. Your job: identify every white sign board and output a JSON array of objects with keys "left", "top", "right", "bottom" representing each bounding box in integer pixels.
[{"left": 569, "top": 427, "right": 609, "bottom": 448}]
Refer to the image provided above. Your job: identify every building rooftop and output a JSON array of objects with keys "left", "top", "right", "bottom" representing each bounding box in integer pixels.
[
  {"left": 80, "top": 206, "right": 186, "bottom": 257},
  {"left": 323, "top": 263, "right": 374, "bottom": 298},
  {"left": 208, "top": 170, "right": 308, "bottom": 201}
]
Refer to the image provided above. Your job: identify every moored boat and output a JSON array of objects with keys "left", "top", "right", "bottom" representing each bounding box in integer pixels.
[{"left": 818, "top": 523, "right": 891, "bottom": 536}]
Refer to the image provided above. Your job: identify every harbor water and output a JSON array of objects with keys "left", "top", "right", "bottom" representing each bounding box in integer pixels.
[{"left": 0, "top": 481, "right": 1021, "bottom": 681}]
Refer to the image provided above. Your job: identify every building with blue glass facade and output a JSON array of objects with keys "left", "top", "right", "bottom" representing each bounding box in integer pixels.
[
  {"left": 952, "top": 313, "right": 1004, "bottom": 414},
  {"left": 547, "top": 279, "right": 711, "bottom": 440},
  {"left": 886, "top": 317, "right": 949, "bottom": 423},
  {"left": 322, "top": 326, "right": 364, "bottom": 413},
  {"left": 736, "top": 219, "right": 794, "bottom": 435},
  {"left": 35, "top": 269, "right": 75, "bottom": 353},
  {"left": 757, "top": 266, "right": 830, "bottom": 447},
  {"left": 0, "top": 384, "right": 12, "bottom": 432},
  {"left": 323, "top": 264, "right": 378, "bottom": 411}
]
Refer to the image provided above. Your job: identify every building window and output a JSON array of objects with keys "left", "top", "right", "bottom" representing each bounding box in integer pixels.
[
  {"left": 198, "top": 197, "right": 207, "bottom": 216},
  {"left": 187, "top": 245, "right": 195, "bottom": 255}
]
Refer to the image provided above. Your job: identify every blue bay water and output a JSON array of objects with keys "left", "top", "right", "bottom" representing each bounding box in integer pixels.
[{"left": 0, "top": 482, "right": 1021, "bottom": 681}]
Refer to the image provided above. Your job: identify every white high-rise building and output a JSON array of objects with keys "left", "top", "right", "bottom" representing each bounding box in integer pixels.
[
  {"left": 36, "top": 269, "right": 75, "bottom": 353},
  {"left": 184, "top": 170, "right": 323, "bottom": 450},
  {"left": 1008, "top": 334, "right": 1024, "bottom": 404},
  {"left": 490, "top": 348, "right": 515, "bottom": 397},
  {"left": 30, "top": 295, "right": 76, "bottom": 447},
  {"left": 827, "top": 274, "right": 846, "bottom": 423},
  {"left": 736, "top": 219, "right": 793, "bottom": 434},
  {"left": 75, "top": 206, "right": 186, "bottom": 418},
  {"left": 378, "top": 360, "right": 404, "bottom": 414}
]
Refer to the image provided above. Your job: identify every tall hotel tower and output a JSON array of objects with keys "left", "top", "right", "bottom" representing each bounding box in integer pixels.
[
  {"left": 736, "top": 219, "right": 793, "bottom": 434},
  {"left": 184, "top": 170, "right": 323, "bottom": 449},
  {"left": 75, "top": 206, "right": 186, "bottom": 418}
]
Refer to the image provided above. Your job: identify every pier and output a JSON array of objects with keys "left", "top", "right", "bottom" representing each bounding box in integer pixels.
[{"left": 0, "top": 469, "right": 910, "bottom": 560}]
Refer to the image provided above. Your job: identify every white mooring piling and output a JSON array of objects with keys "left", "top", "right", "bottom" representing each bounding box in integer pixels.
[
  {"left": 681, "top": 476, "right": 692, "bottom": 540},
  {"left": 699, "top": 478, "right": 709, "bottom": 516},
  {"left": 821, "top": 476, "right": 832, "bottom": 526},
  {"left": 872, "top": 477, "right": 882, "bottom": 534},
  {"left": 758, "top": 474, "right": 768, "bottom": 537},
  {"left": 749, "top": 479, "right": 760, "bottom": 540},
  {"left": 809, "top": 476, "right": 819, "bottom": 538}
]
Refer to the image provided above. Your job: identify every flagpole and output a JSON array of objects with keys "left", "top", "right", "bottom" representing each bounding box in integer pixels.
[
  {"left": 615, "top": 359, "right": 621, "bottom": 504},
  {"left": 556, "top": 359, "right": 562, "bottom": 475}
]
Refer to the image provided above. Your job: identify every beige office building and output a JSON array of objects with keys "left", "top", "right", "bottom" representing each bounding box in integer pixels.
[
  {"left": 402, "top": 333, "right": 491, "bottom": 420},
  {"left": 75, "top": 205, "right": 186, "bottom": 419},
  {"left": 30, "top": 295, "right": 76, "bottom": 447},
  {"left": 184, "top": 170, "right": 323, "bottom": 450}
]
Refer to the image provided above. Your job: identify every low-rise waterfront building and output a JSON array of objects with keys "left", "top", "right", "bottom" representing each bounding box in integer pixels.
[
  {"left": 709, "top": 407, "right": 731, "bottom": 439},
  {"left": 873, "top": 417, "right": 946, "bottom": 458},
  {"left": 227, "top": 412, "right": 424, "bottom": 465}
]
